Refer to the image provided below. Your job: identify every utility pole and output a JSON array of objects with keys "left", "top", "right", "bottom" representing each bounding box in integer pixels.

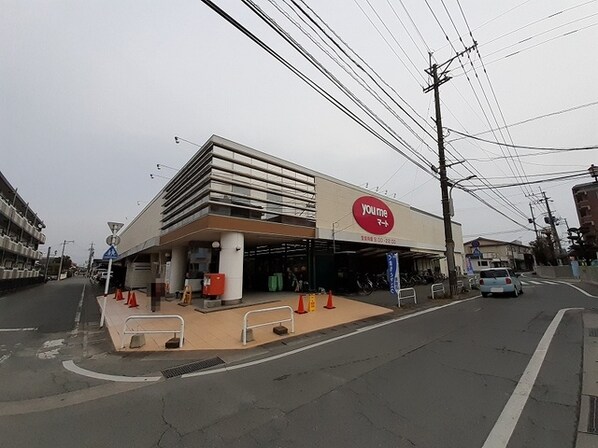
[
  {"left": 57, "top": 240, "right": 74, "bottom": 281},
  {"left": 87, "top": 242, "right": 95, "bottom": 276},
  {"left": 541, "top": 191, "right": 562, "bottom": 262},
  {"left": 424, "top": 44, "right": 477, "bottom": 297},
  {"left": 43, "top": 246, "right": 51, "bottom": 279},
  {"left": 529, "top": 203, "right": 539, "bottom": 239}
]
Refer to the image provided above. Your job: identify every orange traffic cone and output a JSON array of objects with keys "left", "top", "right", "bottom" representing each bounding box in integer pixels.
[
  {"left": 324, "top": 290, "right": 336, "bottom": 309},
  {"left": 125, "top": 290, "right": 131, "bottom": 305},
  {"left": 295, "top": 294, "right": 307, "bottom": 314},
  {"left": 115, "top": 289, "right": 124, "bottom": 301},
  {"left": 128, "top": 291, "right": 139, "bottom": 308}
]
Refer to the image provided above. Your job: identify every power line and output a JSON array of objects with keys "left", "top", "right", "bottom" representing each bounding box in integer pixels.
[
  {"left": 466, "top": 172, "right": 589, "bottom": 190},
  {"left": 243, "top": 0, "right": 435, "bottom": 169},
  {"left": 197, "top": 0, "right": 436, "bottom": 178},
  {"left": 446, "top": 100, "right": 598, "bottom": 141},
  {"left": 447, "top": 128, "right": 598, "bottom": 151}
]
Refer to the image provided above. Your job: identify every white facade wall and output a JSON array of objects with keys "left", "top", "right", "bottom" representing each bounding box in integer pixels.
[
  {"left": 315, "top": 177, "right": 464, "bottom": 268},
  {"left": 118, "top": 195, "right": 164, "bottom": 256}
]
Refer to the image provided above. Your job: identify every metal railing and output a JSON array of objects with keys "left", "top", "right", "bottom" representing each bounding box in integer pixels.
[
  {"left": 431, "top": 283, "right": 445, "bottom": 299},
  {"left": 121, "top": 315, "right": 184, "bottom": 349},
  {"left": 242, "top": 305, "right": 294, "bottom": 346},
  {"left": 398, "top": 287, "right": 417, "bottom": 307}
]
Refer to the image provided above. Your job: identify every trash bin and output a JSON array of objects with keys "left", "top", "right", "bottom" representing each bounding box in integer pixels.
[
  {"left": 268, "top": 275, "right": 277, "bottom": 292},
  {"left": 275, "top": 272, "right": 283, "bottom": 291}
]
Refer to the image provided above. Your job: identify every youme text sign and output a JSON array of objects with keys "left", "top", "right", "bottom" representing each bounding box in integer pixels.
[{"left": 352, "top": 196, "right": 395, "bottom": 235}]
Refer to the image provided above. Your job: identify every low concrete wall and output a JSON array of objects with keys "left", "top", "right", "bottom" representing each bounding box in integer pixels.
[
  {"left": 535, "top": 265, "right": 574, "bottom": 279},
  {"left": 580, "top": 266, "right": 598, "bottom": 284}
]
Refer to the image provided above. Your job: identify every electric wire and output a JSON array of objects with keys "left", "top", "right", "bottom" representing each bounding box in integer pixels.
[
  {"left": 447, "top": 100, "right": 598, "bottom": 141},
  {"left": 351, "top": 0, "right": 425, "bottom": 87},
  {"left": 447, "top": 128, "right": 598, "bottom": 151},
  {"left": 243, "top": 0, "right": 434, "bottom": 169},
  {"left": 272, "top": 0, "right": 438, "bottom": 154},
  {"left": 423, "top": 0, "right": 533, "bottom": 217}
]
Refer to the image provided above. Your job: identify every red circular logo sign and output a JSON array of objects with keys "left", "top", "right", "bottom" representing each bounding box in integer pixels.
[{"left": 352, "top": 196, "right": 394, "bottom": 235}]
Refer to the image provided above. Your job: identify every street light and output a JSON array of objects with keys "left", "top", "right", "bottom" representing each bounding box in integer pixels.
[{"left": 448, "top": 175, "right": 476, "bottom": 217}]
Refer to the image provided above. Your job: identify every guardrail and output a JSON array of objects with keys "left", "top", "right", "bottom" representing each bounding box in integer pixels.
[
  {"left": 431, "top": 283, "right": 445, "bottom": 299},
  {"left": 243, "top": 305, "right": 294, "bottom": 346},
  {"left": 121, "top": 315, "right": 184, "bottom": 349},
  {"left": 398, "top": 287, "right": 417, "bottom": 307}
]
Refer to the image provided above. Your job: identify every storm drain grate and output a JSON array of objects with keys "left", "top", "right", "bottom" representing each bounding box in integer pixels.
[
  {"left": 162, "top": 357, "right": 225, "bottom": 378},
  {"left": 589, "top": 396, "right": 598, "bottom": 434},
  {"left": 589, "top": 328, "right": 598, "bottom": 337}
]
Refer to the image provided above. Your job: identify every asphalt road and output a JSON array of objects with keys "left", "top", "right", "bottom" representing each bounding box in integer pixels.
[{"left": 0, "top": 277, "right": 596, "bottom": 447}]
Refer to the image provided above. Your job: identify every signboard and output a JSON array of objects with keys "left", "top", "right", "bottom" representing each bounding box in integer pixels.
[
  {"left": 352, "top": 196, "right": 394, "bottom": 235},
  {"left": 471, "top": 240, "right": 480, "bottom": 248},
  {"left": 106, "top": 235, "right": 121, "bottom": 246},
  {"left": 472, "top": 248, "right": 482, "bottom": 258},
  {"left": 308, "top": 294, "right": 317, "bottom": 312},
  {"left": 386, "top": 252, "right": 400, "bottom": 295},
  {"left": 102, "top": 245, "right": 118, "bottom": 260},
  {"left": 466, "top": 257, "right": 474, "bottom": 275}
]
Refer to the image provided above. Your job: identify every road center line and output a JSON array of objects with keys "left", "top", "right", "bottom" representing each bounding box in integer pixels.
[{"left": 481, "top": 307, "right": 583, "bottom": 448}]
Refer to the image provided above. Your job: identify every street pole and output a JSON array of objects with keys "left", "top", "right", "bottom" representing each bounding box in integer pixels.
[
  {"left": 529, "top": 203, "right": 539, "bottom": 239},
  {"left": 541, "top": 191, "right": 563, "bottom": 262},
  {"left": 57, "top": 240, "right": 74, "bottom": 281},
  {"left": 43, "top": 246, "right": 51, "bottom": 279},
  {"left": 87, "top": 242, "right": 94, "bottom": 276},
  {"left": 424, "top": 45, "right": 476, "bottom": 297},
  {"left": 100, "top": 221, "right": 123, "bottom": 328}
]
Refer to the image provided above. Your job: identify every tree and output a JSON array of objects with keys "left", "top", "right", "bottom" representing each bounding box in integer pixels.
[{"left": 530, "top": 235, "right": 554, "bottom": 265}]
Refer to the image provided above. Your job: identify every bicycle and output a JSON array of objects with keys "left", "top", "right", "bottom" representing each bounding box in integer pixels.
[{"left": 356, "top": 273, "right": 374, "bottom": 296}]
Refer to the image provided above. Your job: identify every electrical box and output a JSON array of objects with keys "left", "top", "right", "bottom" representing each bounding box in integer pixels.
[{"left": 203, "top": 273, "right": 225, "bottom": 296}]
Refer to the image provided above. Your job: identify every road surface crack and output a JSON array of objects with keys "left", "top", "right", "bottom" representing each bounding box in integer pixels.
[{"left": 157, "top": 396, "right": 183, "bottom": 448}]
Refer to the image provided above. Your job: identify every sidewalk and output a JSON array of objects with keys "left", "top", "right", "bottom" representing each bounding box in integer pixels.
[
  {"left": 98, "top": 290, "right": 394, "bottom": 352},
  {"left": 577, "top": 310, "right": 598, "bottom": 446}
]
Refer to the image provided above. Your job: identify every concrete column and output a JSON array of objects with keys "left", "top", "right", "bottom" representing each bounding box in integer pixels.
[
  {"left": 169, "top": 246, "right": 187, "bottom": 293},
  {"left": 219, "top": 232, "right": 244, "bottom": 304}
]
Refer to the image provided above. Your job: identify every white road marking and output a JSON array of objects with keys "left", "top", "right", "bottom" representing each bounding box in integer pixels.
[
  {"left": 62, "top": 360, "right": 162, "bottom": 383},
  {"left": 0, "top": 328, "right": 37, "bottom": 332},
  {"left": 529, "top": 281, "right": 542, "bottom": 285},
  {"left": 481, "top": 307, "right": 582, "bottom": 448},
  {"left": 37, "top": 349, "right": 61, "bottom": 360},
  {"left": 0, "top": 354, "right": 11, "bottom": 364},
  {"left": 554, "top": 281, "right": 598, "bottom": 298},
  {"left": 42, "top": 339, "right": 64, "bottom": 349},
  {"left": 542, "top": 281, "right": 558, "bottom": 285},
  {"left": 71, "top": 284, "right": 86, "bottom": 336}
]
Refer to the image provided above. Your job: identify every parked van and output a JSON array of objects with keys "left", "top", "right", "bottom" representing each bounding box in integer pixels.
[{"left": 479, "top": 268, "right": 523, "bottom": 298}]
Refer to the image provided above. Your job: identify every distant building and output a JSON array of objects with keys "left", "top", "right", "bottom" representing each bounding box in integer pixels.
[
  {"left": 572, "top": 180, "right": 598, "bottom": 240},
  {"left": 464, "top": 237, "right": 533, "bottom": 272},
  {"left": 0, "top": 171, "right": 46, "bottom": 289}
]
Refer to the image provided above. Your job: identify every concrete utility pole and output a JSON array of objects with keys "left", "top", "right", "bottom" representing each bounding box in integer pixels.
[
  {"left": 541, "top": 191, "right": 562, "bottom": 260},
  {"left": 529, "top": 203, "right": 539, "bottom": 239},
  {"left": 43, "top": 246, "right": 51, "bottom": 279},
  {"left": 57, "top": 240, "right": 74, "bottom": 281},
  {"left": 424, "top": 44, "right": 476, "bottom": 297},
  {"left": 87, "top": 242, "right": 94, "bottom": 276}
]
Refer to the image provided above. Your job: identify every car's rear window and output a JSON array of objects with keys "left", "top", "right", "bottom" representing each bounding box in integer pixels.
[{"left": 480, "top": 269, "right": 509, "bottom": 278}]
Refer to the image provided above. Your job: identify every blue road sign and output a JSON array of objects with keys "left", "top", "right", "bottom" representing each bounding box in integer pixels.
[
  {"left": 472, "top": 247, "right": 482, "bottom": 258},
  {"left": 102, "top": 245, "right": 118, "bottom": 260}
]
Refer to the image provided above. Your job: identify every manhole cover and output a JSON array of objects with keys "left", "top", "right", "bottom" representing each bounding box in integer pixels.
[{"left": 162, "top": 357, "right": 225, "bottom": 378}]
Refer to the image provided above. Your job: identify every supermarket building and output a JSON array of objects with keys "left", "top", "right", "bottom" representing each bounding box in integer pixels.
[{"left": 117, "top": 136, "right": 464, "bottom": 304}]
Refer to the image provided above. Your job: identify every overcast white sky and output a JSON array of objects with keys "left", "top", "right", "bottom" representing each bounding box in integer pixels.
[{"left": 2, "top": 0, "right": 597, "bottom": 264}]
